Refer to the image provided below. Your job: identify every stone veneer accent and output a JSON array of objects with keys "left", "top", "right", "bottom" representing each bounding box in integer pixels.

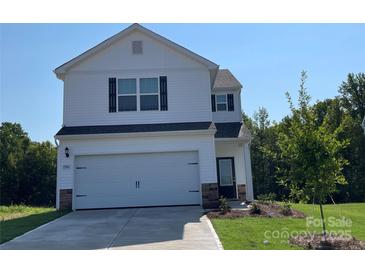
[
  {"left": 237, "top": 185, "right": 246, "bottom": 201},
  {"left": 201, "top": 183, "right": 219, "bottom": 209},
  {"left": 59, "top": 189, "right": 72, "bottom": 210}
]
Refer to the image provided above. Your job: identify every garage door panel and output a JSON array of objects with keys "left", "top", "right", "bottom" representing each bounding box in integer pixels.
[{"left": 74, "top": 151, "right": 200, "bottom": 209}]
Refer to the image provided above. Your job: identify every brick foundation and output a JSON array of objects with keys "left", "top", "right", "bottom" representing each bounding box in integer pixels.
[
  {"left": 59, "top": 189, "right": 72, "bottom": 210},
  {"left": 237, "top": 185, "right": 246, "bottom": 201},
  {"left": 201, "top": 183, "right": 219, "bottom": 209}
]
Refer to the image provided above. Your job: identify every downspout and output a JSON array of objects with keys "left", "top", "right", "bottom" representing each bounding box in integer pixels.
[{"left": 54, "top": 137, "right": 59, "bottom": 148}]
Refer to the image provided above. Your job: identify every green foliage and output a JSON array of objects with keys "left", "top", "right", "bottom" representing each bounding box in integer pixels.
[
  {"left": 0, "top": 122, "right": 30, "bottom": 205},
  {"left": 218, "top": 196, "right": 231, "bottom": 213},
  {"left": 244, "top": 72, "right": 365, "bottom": 204},
  {"left": 277, "top": 71, "right": 349, "bottom": 204},
  {"left": 243, "top": 109, "right": 286, "bottom": 200},
  {"left": 0, "top": 122, "right": 57, "bottom": 206},
  {"left": 338, "top": 72, "right": 365, "bottom": 120},
  {"left": 257, "top": 193, "right": 277, "bottom": 204}
]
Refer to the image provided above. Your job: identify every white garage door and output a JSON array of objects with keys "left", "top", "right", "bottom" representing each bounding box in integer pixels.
[{"left": 74, "top": 151, "right": 200, "bottom": 209}]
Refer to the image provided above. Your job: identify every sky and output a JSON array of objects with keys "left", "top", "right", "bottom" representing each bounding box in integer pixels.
[{"left": 1, "top": 24, "right": 364, "bottom": 142}]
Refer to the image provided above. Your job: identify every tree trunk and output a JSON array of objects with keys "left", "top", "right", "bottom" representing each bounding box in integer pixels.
[{"left": 319, "top": 203, "right": 327, "bottom": 240}]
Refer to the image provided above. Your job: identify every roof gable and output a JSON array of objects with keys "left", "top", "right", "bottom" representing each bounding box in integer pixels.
[
  {"left": 213, "top": 69, "right": 242, "bottom": 90},
  {"left": 54, "top": 24, "right": 219, "bottom": 80}
]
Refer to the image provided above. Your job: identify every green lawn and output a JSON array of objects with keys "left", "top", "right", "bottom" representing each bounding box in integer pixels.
[
  {"left": 210, "top": 203, "right": 365, "bottom": 250},
  {"left": 0, "top": 205, "right": 69, "bottom": 244}
]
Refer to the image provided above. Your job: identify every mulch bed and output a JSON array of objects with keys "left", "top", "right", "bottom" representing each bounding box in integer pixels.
[
  {"left": 290, "top": 234, "right": 365, "bottom": 250},
  {"left": 206, "top": 202, "right": 306, "bottom": 219}
]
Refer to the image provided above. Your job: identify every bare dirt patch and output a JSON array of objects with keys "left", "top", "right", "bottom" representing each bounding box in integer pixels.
[
  {"left": 207, "top": 202, "right": 305, "bottom": 219},
  {"left": 290, "top": 234, "right": 365, "bottom": 250}
]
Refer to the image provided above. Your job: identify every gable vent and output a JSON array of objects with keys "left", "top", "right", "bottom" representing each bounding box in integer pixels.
[{"left": 132, "top": 41, "right": 143, "bottom": 54}]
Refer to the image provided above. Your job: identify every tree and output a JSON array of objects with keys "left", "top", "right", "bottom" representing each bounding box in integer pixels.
[
  {"left": 0, "top": 122, "right": 57, "bottom": 206},
  {"left": 19, "top": 141, "right": 57, "bottom": 205},
  {"left": 337, "top": 72, "right": 365, "bottom": 202},
  {"left": 243, "top": 109, "right": 286, "bottom": 199},
  {"left": 0, "top": 123, "right": 30, "bottom": 204},
  {"left": 338, "top": 73, "right": 365, "bottom": 120},
  {"left": 277, "top": 71, "right": 349, "bottom": 239}
]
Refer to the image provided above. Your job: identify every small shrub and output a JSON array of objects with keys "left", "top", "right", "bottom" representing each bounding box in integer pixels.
[
  {"left": 281, "top": 203, "right": 292, "bottom": 216},
  {"left": 257, "top": 193, "right": 277, "bottom": 204},
  {"left": 218, "top": 196, "right": 231, "bottom": 213},
  {"left": 249, "top": 202, "right": 261, "bottom": 215}
]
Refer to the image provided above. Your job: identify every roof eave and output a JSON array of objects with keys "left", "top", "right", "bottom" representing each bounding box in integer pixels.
[
  {"left": 55, "top": 128, "right": 217, "bottom": 140},
  {"left": 213, "top": 85, "right": 242, "bottom": 92}
]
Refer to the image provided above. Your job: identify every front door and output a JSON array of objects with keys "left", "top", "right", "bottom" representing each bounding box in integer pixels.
[{"left": 217, "top": 157, "right": 236, "bottom": 199}]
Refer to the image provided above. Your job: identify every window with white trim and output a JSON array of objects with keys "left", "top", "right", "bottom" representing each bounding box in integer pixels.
[
  {"left": 118, "top": 79, "right": 137, "bottom": 111},
  {"left": 140, "top": 78, "right": 159, "bottom": 111},
  {"left": 216, "top": 94, "right": 227, "bottom": 111}
]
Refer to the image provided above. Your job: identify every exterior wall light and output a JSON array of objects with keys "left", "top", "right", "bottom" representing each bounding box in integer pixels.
[{"left": 65, "top": 147, "right": 70, "bottom": 158}]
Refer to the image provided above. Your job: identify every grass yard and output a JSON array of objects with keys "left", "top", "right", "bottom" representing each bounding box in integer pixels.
[
  {"left": 0, "top": 205, "right": 69, "bottom": 244},
  {"left": 210, "top": 203, "right": 365, "bottom": 250}
]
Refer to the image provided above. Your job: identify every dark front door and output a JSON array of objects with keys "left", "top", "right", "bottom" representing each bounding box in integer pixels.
[{"left": 217, "top": 157, "right": 236, "bottom": 199}]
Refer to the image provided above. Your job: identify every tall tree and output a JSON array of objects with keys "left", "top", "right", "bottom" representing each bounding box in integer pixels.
[
  {"left": 338, "top": 72, "right": 365, "bottom": 120},
  {"left": 337, "top": 72, "right": 365, "bottom": 202},
  {"left": 0, "top": 123, "right": 30, "bottom": 204},
  {"left": 243, "top": 108, "right": 285, "bottom": 198},
  {"left": 277, "top": 71, "right": 349, "bottom": 238},
  {"left": 0, "top": 122, "right": 57, "bottom": 206}
]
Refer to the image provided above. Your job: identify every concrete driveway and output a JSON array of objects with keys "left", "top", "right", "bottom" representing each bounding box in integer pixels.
[{"left": 0, "top": 206, "right": 222, "bottom": 250}]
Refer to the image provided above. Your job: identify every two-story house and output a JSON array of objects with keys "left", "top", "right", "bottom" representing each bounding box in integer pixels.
[{"left": 54, "top": 24, "right": 253, "bottom": 210}]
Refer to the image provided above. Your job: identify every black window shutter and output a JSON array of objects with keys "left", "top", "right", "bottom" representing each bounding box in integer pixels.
[
  {"left": 211, "top": 95, "right": 216, "bottom": 112},
  {"left": 227, "top": 94, "right": 234, "bottom": 111},
  {"left": 160, "top": 76, "right": 168, "bottom": 111},
  {"left": 109, "top": 78, "right": 116, "bottom": 112}
]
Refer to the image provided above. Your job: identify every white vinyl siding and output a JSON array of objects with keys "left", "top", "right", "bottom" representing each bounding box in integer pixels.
[
  {"left": 64, "top": 69, "right": 212, "bottom": 126},
  {"left": 212, "top": 90, "right": 242, "bottom": 123},
  {"left": 62, "top": 31, "right": 212, "bottom": 126}
]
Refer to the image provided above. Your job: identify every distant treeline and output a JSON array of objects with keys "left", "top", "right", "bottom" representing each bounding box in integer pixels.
[
  {"left": 0, "top": 123, "right": 57, "bottom": 206},
  {"left": 245, "top": 72, "right": 365, "bottom": 203}
]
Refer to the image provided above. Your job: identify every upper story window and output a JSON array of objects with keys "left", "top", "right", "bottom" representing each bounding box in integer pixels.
[
  {"left": 211, "top": 93, "right": 234, "bottom": 112},
  {"left": 216, "top": 94, "right": 227, "bottom": 111},
  {"left": 140, "top": 78, "right": 159, "bottom": 111},
  {"left": 116, "top": 77, "right": 160, "bottom": 112},
  {"left": 109, "top": 76, "right": 167, "bottom": 113},
  {"left": 118, "top": 79, "right": 137, "bottom": 111}
]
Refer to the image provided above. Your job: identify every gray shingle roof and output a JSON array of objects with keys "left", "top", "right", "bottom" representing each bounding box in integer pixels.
[
  {"left": 213, "top": 69, "right": 242, "bottom": 90},
  {"left": 55, "top": 122, "right": 248, "bottom": 139},
  {"left": 56, "top": 122, "right": 214, "bottom": 136},
  {"left": 214, "top": 122, "right": 242, "bottom": 138}
]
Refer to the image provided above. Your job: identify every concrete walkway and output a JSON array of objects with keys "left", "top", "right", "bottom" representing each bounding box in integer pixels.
[{"left": 0, "top": 206, "right": 221, "bottom": 250}]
